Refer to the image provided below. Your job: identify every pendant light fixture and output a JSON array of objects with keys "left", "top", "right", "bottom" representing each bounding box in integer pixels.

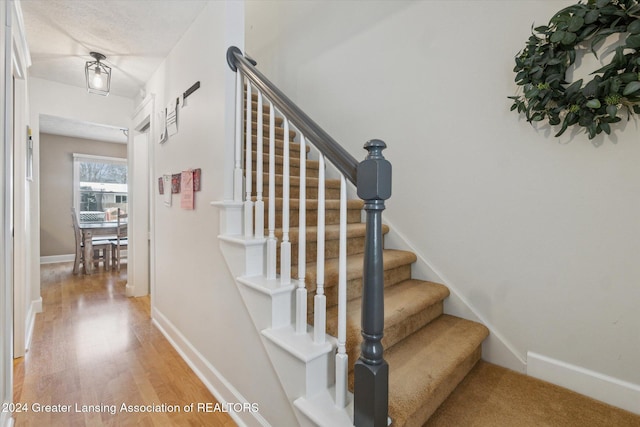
[{"left": 85, "top": 52, "right": 111, "bottom": 96}]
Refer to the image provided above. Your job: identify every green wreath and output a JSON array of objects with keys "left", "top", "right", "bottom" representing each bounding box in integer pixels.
[{"left": 510, "top": 0, "right": 640, "bottom": 139}]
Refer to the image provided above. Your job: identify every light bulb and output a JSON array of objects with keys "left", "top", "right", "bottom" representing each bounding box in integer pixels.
[{"left": 92, "top": 67, "right": 104, "bottom": 88}]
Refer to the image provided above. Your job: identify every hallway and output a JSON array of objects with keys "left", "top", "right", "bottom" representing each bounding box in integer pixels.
[{"left": 13, "top": 263, "right": 236, "bottom": 426}]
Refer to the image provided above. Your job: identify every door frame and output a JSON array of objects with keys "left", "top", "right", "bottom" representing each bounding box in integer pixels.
[
  {"left": 127, "top": 94, "right": 155, "bottom": 299},
  {"left": 8, "top": 0, "right": 33, "bottom": 361}
]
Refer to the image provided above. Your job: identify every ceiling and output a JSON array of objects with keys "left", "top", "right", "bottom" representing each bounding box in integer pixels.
[{"left": 20, "top": 0, "right": 208, "bottom": 142}]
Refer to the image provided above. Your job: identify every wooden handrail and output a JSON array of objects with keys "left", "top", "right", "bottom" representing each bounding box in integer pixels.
[{"left": 227, "top": 46, "right": 359, "bottom": 185}]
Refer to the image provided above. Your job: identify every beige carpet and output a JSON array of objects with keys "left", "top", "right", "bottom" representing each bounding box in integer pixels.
[{"left": 424, "top": 361, "right": 640, "bottom": 427}]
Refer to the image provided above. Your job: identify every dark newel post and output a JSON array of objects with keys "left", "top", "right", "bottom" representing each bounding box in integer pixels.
[{"left": 354, "top": 139, "right": 391, "bottom": 427}]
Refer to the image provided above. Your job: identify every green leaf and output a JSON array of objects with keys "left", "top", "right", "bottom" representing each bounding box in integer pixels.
[
  {"left": 562, "top": 32, "right": 578, "bottom": 45},
  {"left": 626, "top": 34, "right": 640, "bottom": 49},
  {"left": 579, "top": 24, "right": 598, "bottom": 39},
  {"left": 565, "top": 79, "right": 584, "bottom": 97},
  {"left": 585, "top": 9, "right": 600, "bottom": 24},
  {"left": 586, "top": 99, "right": 601, "bottom": 108},
  {"left": 525, "top": 87, "right": 540, "bottom": 98},
  {"left": 550, "top": 30, "right": 566, "bottom": 43},
  {"left": 634, "top": 105, "right": 640, "bottom": 114},
  {"left": 628, "top": 20, "right": 640, "bottom": 34},
  {"left": 606, "top": 104, "right": 618, "bottom": 118},
  {"left": 623, "top": 81, "right": 640, "bottom": 96},
  {"left": 568, "top": 16, "right": 585, "bottom": 32},
  {"left": 628, "top": 4, "right": 640, "bottom": 16},
  {"left": 601, "top": 121, "right": 611, "bottom": 135},
  {"left": 611, "top": 78, "right": 621, "bottom": 94},
  {"left": 596, "top": 0, "right": 610, "bottom": 7},
  {"left": 582, "top": 78, "right": 600, "bottom": 97},
  {"left": 547, "top": 58, "right": 563, "bottom": 65},
  {"left": 588, "top": 122, "right": 598, "bottom": 139},
  {"left": 619, "top": 72, "right": 638, "bottom": 83}
]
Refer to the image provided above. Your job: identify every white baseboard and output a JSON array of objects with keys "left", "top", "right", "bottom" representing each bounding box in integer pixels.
[
  {"left": 40, "top": 254, "right": 74, "bottom": 264},
  {"left": 151, "top": 307, "right": 270, "bottom": 427},
  {"left": 24, "top": 298, "right": 42, "bottom": 351},
  {"left": 527, "top": 351, "right": 640, "bottom": 415}
]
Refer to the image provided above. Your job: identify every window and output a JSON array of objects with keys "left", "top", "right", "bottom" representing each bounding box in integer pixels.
[{"left": 73, "top": 154, "right": 127, "bottom": 221}]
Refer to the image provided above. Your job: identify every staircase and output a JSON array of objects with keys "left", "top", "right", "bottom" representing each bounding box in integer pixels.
[{"left": 221, "top": 47, "right": 489, "bottom": 427}]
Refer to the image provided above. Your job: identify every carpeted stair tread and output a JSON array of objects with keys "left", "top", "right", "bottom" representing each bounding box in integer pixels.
[
  {"left": 385, "top": 315, "right": 489, "bottom": 427},
  {"left": 326, "top": 280, "right": 450, "bottom": 370}
]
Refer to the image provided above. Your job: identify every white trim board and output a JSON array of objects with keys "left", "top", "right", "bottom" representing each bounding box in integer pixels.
[
  {"left": 527, "top": 351, "right": 640, "bottom": 415},
  {"left": 40, "top": 254, "right": 74, "bottom": 264},
  {"left": 151, "top": 307, "right": 270, "bottom": 427}
]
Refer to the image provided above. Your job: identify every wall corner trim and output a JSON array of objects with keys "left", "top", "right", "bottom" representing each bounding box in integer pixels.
[{"left": 527, "top": 351, "right": 640, "bottom": 415}]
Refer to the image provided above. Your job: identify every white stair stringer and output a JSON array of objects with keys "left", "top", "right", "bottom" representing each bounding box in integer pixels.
[{"left": 213, "top": 201, "right": 354, "bottom": 426}]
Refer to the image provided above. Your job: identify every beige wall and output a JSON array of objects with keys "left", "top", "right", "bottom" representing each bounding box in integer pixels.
[{"left": 39, "top": 133, "right": 127, "bottom": 257}]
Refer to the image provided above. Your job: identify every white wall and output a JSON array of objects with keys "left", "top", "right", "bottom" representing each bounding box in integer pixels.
[
  {"left": 246, "top": 0, "right": 640, "bottom": 405},
  {"left": 144, "top": 2, "right": 297, "bottom": 425}
]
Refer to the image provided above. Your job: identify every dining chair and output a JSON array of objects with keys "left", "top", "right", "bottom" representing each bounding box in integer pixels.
[
  {"left": 110, "top": 208, "right": 128, "bottom": 272},
  {"left": 71, "top": 207, "right": 111, "bottom": 274}
]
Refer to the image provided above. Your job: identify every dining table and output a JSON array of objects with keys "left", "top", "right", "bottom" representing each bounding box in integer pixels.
[{"left": 79, "top": 220, "right": 127, "bottom": 274}]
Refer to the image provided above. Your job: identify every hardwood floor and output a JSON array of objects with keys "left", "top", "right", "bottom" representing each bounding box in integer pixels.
[{"left": 13, "top": 263, "right": 236, "bottom": 427}]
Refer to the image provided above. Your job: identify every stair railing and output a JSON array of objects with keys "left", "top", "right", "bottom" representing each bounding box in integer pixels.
[{"left": 227, "top": 46, "right": 391, "bottom": 427}]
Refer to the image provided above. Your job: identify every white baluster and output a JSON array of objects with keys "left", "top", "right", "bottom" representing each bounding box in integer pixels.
[
  {"left": 280, "top": 118, "right": 291, "bottom": 285},
  {"left": 296, "top": 134, "right": 307, "bottom": 334},
  {"left": 254, "top": 91, "right": 264, "bottom": 239},
  {"left": 335, "top": 174, "right": 348, "bottom": 407},
  {"left": 244, "top": 83, "right": 254, "bottom": 237},
  {"left": 233, "top": 72, "right": 243, "bottom": 202},
  {"left": 314, "top": 155, "right": 326, "bottom": 344},
  {"left": 266, "top": 101, "right": 277, "bottom": 280}
]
